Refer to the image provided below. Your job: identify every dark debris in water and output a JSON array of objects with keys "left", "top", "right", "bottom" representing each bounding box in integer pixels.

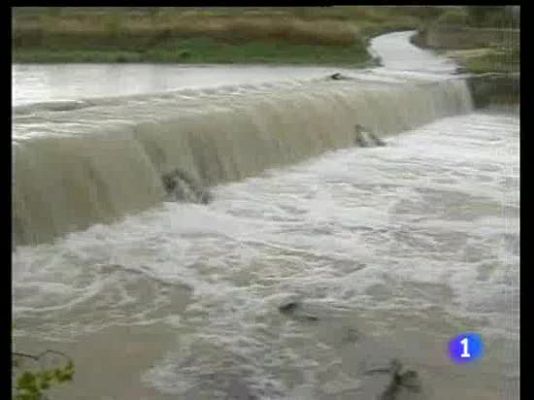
[
  {"left": 278, "top": 301, "right": 299, "bottom": 314},
  {"left": 162, "top": 168, "right": 213, "bottom": 204},
  {"left": 329, "top": 73, "right": 354, "bottom": 81},
  {"left": 343, "top": 327, "right": 361, "bottom": 343},
  {"left": 366, "top": 358, "right": 422, "bottom": 400},
  {"left": 278, "top": 300, "right": 319, "bottom": 322}
]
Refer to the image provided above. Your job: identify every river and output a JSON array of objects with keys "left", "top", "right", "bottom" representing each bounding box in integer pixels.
[{"left": 12, "top": 31, "right": 519, "bottom": 399}]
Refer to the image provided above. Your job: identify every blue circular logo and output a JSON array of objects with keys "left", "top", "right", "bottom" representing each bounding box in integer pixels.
[{"left": 448, "top": 332, "right": 484, "bottom": 364}]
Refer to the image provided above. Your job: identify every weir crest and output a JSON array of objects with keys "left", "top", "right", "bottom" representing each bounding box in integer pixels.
[{"left": 13, "top": 76, "right": 473, "bottom": 245}]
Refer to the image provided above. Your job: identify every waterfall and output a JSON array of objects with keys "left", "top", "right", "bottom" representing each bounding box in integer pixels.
[{"left": 13, "top": 77, "right": 472, "bottom": 246}]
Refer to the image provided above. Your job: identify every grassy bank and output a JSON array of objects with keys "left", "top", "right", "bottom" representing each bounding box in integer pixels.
[
  {"left": 12, "top": 37, "right": 372, "bottom": 66},
  {"left": 12, "top": 7, "right": 434, "bottom": 65},
  {"left": 411, "top": 7, "right": 519, "bottom": 75},
  {"left": 447, "top": 47, "right": 519, "bottom": 74},
  {"left": 408, "top": 7, "right": 520, "bottom": 106}
]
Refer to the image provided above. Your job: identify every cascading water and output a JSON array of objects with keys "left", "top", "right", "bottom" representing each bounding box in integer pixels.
[{"left": 13, "top": 68, "right": 472, "bottom": 246}]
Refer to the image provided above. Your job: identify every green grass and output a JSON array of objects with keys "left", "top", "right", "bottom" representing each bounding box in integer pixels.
[
  {"left": 13, "top": 36, "right": 373, "bottom": 65},
  {"left": 411, "top": 6, "right": 519, "bottom": 76},
  {"left": 12, "top": 7, "right": 519, "bottom": 76},
  {"left": 462, "top": 47, "right": 519, "bottom": 74},
  {"left": 437, "top": 44, "right": 519, "bottom": 75},
  {"left": 12, "top": 7, "right": 430, "bottom": 65}
]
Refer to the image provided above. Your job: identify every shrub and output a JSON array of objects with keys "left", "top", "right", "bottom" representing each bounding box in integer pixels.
[
  {"left": 436, "top": 8, "right": 470, "bottom": 27},
  {"left": 12, "top": 349, "right": 74, "bottom": 400},
  {"left": 467, "top": 6, "right": 509, "bottom": 28}
]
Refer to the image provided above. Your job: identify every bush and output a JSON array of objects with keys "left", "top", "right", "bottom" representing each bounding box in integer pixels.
[
  {"left": 436, "top": 8, "right": 470, "bottom": 27},
  {"left": 467, "top": 6, "right": 510, "bottom": 28},
  {"left": 178, "top": 49, "right": 191, "bottom": 59},
  {"left": 12, "top": 349, "right": 74, "bottom": 400}
]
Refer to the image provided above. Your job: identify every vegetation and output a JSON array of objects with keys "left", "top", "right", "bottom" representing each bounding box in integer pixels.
[
  {"left": 466, "top": 6, "right": 519, "bottom": 28},
  {"left": 461, "top": 46, "right": 519, "bottom": 74},
  {"left": 12, "top": 349, "right": 74, "bottom": 400},
  {"left": 414, "top": 6, "right": 519, "bottom": 75},
  {"left": 12, "top": 7, "right": 437, "bottom": 65},
  {"left": 435, "top": 8, "right": 470, "bottom": 27},
  {"left": 13, "top": 38, "right": 372, "bottom": 66},
  {"left": 12, "top": 7, "right": 519, "bottom": 70},
  {"left": 429, "top": 6, "right": 518, "bottom": 29}
]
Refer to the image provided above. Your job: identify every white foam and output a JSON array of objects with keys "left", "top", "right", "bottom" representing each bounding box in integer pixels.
[{"left": 13, "top": 112, "right": 519, "bottom": 397}]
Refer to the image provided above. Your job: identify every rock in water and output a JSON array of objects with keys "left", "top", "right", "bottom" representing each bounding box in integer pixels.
[
  {"left": 162, "top": 169, "right": 212, "bottom": 204},
  {"left": 355, "top": 134, "right": 370, "bottom": 147},
  {"left": 354, "top": 124, "right": 386, "bottom": 147},
  {"left": 198, "top": 190, "right": 213, "bottom": 205},
  {"left": 278, "top": 301, "right": 319, "bottom": 322},
  {"left": 368, "top": 132, "right": 386, "bottom": 147},
  {"left": 354, "top": 124, "right": 371, "bottom": 147},
  {"left": 278, "top": 301, "right": 300, "bottom": 314},
  {"left": 330, "top": 72, "right": 354, "bottom": 81}
]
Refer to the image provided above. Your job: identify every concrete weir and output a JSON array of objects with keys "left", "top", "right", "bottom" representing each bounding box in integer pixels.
[{"left": 12, "top": 76, "right": 473, "bottom": 246}]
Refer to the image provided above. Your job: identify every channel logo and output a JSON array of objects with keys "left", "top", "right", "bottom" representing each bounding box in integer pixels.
[{"left": 448, "top": 332, "right": 484, "bottom": 364}]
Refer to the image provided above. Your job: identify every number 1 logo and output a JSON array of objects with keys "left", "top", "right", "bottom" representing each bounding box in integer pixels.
[
  {"left": 460, "top": 337, "right": 471, "bottom": 358},
  {"left": 448, "top": 333, "right": 484, "bottom": 364}
]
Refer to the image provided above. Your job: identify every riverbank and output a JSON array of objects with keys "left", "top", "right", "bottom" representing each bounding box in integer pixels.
[
  {"left": 409, "top": 7, "right": 519, "bottom": 75},
  {"left": 413, "top": 32, "right": 519, "bottom": 106},
  {"left": 411, "top": 28, "right": 519, "bottom": 75},
  {"left": 12, "top": 7, "right": 434, "bottom": 65},
  {"left": 409, "top": 8, "right": 520, "bottom": 106},
  {"left": 12, "top": 40, "right": 374, "bottom": 67}
]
